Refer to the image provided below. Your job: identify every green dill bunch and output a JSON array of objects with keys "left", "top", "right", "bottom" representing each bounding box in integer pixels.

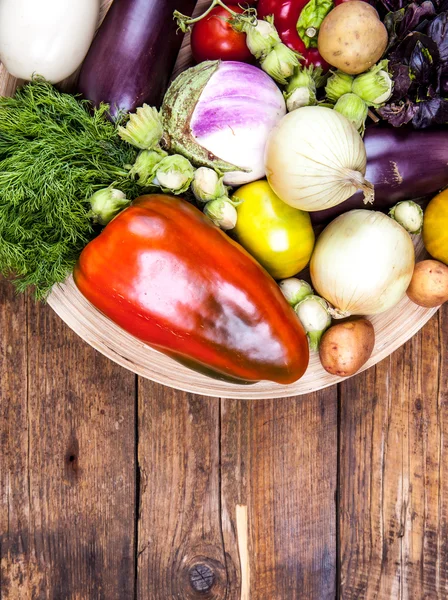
[{"left": 0, "top": 79, "right": 141, "bottom": 299}]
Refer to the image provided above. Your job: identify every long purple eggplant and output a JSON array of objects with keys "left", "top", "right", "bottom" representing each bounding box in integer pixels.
[
  {"left": 312, "top": 126, "right": 448, "bottom": 225},
  {"left": 77, "top": 0, "right": 197, "bottom": 117}
]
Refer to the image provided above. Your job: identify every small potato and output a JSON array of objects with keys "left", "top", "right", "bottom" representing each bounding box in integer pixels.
[
  {"left": 318, "top": 2, "right": 388, "bottom": 75},
  {"left": 407, "top": 260, "right": 448, "bottom": 308},
  {"left": 319, "top": 318, "right": 375, "bottom": 377}
]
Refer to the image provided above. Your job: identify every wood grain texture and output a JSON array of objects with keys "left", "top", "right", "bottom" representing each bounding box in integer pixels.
[
  {"left": 221, "top": 390, "right": 338, "bottom": 599},
  {"left": 1, "top": 0, "right": 448, "bottom": 599},
  {"left": 0, "top": 278, "right": 137, "bottom": 599},
  {"left": 135, "top": 386, "right": 338, "bottom": 600},
  {"left": 339, "top": 303, "right": 448, "bottom": 599},
  {"left": 136, "top": 382, "right": 231, "bottom": 599}
]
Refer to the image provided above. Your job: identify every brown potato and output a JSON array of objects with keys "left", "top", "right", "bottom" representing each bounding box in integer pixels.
[
  {"left": 407, "top": 260, "right": 448, "bottom": 308},
  {"left": 318, "top": 2, "right": 388, "bottom": 75},
  {"left": 319, "top": 318, "right": 375, "bottom": 377}
]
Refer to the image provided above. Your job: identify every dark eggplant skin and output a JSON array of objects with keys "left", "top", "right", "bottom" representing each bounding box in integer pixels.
[
  {"left": 77, "top": 0, "right": 197, "bottom": 117},
  {"left": 312, "top": 125, "right": 448, "bottom": 225}
]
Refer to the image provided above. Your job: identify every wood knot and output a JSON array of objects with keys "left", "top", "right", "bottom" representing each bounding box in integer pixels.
[
  {"left": 65, "top": 438, "right": 81, "bottom": 481},
  {"left": 188, "top": 563, "right": 215, "bottom": 593},
  {"left": 178, "top": 554, "right": 226, "bottom": 597}
]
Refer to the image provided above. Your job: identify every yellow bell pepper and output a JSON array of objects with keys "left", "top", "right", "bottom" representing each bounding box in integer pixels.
[
  {"left": 233, "top": 180, "right": 315, "bottom": 279},
  {"left": 423, "top": 189, "right": 448, "bottom": 266}
]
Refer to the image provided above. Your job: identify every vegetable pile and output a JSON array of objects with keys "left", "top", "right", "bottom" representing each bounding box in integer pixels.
[{"left": 0, "top": 0, "right": 446, "bottom": 385}]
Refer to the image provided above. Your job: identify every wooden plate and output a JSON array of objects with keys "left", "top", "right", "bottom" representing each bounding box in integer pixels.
[{"left": 0, "top": 0, "right": 439, "bottom": 399}]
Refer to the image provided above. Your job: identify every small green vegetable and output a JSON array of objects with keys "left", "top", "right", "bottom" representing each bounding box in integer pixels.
[
  {"left": 260, "top": 43, "right": 300, "bottom": 85},
  {"left": 128, "top": 148, "right": 168, "bottom": 186},
  {"left": 334, "top": 93, "right": 368, "bottom": 135},
  {"left": 191, "top": 167, "right": 228, "bottom": 203},
  {"left": 284, "top": 67, "right": 317, "bottom": 111},
  {"left": 294, "top": 295, "right": 332, "bottom": 351},
  {"left": 240, "top": 17, "right": 280, "bottom": 60},
  {"left": 0, "top": 79, "right": 140, "bottom": 298},
  {"left": 325, "top": 71, "right": 354, "bottom": 102},
  {"left": 389, "top": 200, "right": 424, "bottom": 234},
  {"left": 204, "top": 198, "right": 238, "bottom": 230},
  {"left": 89, "top": 188, "right": 130, "bottom": 226},
  {"left": 117, "top": 104, "right": 163, "bottom": 150},
  {"left": 352, "top": 60, "right": 393, "bottom": 107},
  {"left": 279, "top": 278, "right": 313, "bottom": 305},
  {"left": 154, "top": 154, "right": 195, "bottom": 194}
]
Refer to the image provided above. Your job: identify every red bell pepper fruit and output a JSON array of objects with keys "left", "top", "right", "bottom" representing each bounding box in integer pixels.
[
  {"left": 74, "top": 195, "right": 309, "bottom": 385},
  {"left": 257, "top": 0, "right": 330, "bottom": 69}
]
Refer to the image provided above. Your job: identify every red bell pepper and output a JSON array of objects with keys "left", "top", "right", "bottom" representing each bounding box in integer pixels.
[
  {"left": 257, "top": 0, "right": 331, "bottom": 69},
  {"left": 74, "top": 195, "right": 309, "bottom": 384}
]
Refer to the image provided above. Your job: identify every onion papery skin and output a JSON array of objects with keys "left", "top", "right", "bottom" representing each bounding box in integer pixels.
[
  {"left": 310, "top": 210, "right": 415, "bottom": 316},
  {"left": 265, "top": 106, "right": 372, "bottom": 212},
  {"left": 162, "top": 61, "right": 286, "bottom": 187}
]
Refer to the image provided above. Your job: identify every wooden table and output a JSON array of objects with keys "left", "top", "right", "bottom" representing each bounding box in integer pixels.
[
  {"left": 1, "top": 0, "right": 448, "bottom": 595},
  {"left": 1, "top": 278, "right": 447, "bottom": 599}
]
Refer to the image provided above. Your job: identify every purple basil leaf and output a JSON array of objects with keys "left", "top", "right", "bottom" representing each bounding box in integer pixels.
[
  {"left": 409, "top": 39, "right": 436, "bottom": 84},
  {"left": 441, "top": 73, "right": 448, "bottom": 93},
  {"left": 384, "top": 2, "right": 436, "bottom": 48},
  {"left": 369, "top": 0, "right": 405, "bottom": 16},
  {"left": 390, "top": 32, "right": 439, "bottom": 69},
  {"left": 401, "top": 1, "right": 436, "bottom": 35},
  {"left": 426, "top": 83, "right": 438, "bottom": 98},
  {"left": 384, "top": 8, "right": 406, "bottom": 49},
  {"left": 427, "top": 12, "right": 448, "bottom": 63},
  {"left": 412, "top": 97, "right": 448, "bottom": 127},
  {"left": 378, "top": 100, "right": 419, "bottom": 126},
  {"left": 375, "top": 0, "right": 447, "bottom": 128},
  {"left": 390, "top": 62, "right": 413, "bottom": 99}
]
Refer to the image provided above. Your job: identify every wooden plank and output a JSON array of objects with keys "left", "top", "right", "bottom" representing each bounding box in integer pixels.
[
  {"left": 0, "top": 280, "right": 31, "bottom": 598},
  {"left": 339, "top": 306, "right": 448, "bottom": 599},
  {"left": 136, "top": 383, "right": 230, "bottom": 599},
  {"left": 221, "top": 390, "right": 338, "bottom": 600},
  {"left": 0, "top": 279, "right": 136, "bottom": 599}
]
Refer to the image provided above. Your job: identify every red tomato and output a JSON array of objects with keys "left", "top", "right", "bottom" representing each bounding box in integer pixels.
[{"left": 190, "top": 5, "right": 253, "bottom": 63}]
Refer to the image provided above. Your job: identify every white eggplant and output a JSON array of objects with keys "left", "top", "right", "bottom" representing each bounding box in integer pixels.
[{"left": 0, "top": 0, "right": 100, "bottom": 83}]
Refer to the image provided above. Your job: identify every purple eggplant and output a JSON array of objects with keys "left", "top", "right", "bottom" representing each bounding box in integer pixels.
[
  {"left": 77, "top": 0, "right": 197, "bottom": 117},
  {"left": 312, "top": 125, "right": 448, "bottom": 225}
]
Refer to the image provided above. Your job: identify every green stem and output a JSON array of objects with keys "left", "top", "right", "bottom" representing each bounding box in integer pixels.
[
  {"left": 307, "top": 330, "right": 324, "bottom": 352},
  {"left": 111, "top": 167, "right": 131, "bottom": 178},
  {"left": 174, "top": 0, "right": 238, "bottom": 31}
]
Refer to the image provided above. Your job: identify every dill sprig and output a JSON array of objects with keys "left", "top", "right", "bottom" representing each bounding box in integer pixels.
[{"left": 0, "top": 79, "right": 141, "bottom": 299}]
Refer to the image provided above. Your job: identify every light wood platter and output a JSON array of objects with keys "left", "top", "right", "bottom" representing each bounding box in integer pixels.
[{"left": 0, "top": 0, "right": 439, "bottom": 399}]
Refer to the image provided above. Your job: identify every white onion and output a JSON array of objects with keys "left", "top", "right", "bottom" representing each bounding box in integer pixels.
[
  {"left": 265, "top": 106, "right": 374, "bottom": 212},
  {"left": 310, "top": 210, "right": 415, "bottom": 317}
]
